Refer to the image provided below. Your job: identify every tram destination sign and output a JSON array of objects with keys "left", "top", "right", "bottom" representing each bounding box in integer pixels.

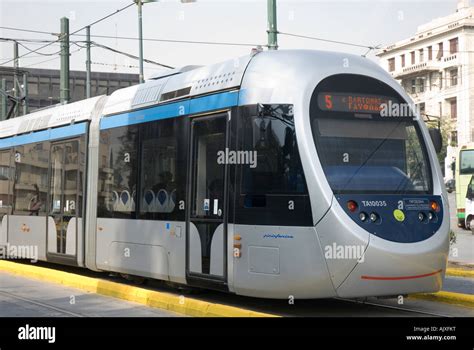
[{"left": 318, "top": 92, "right": 397, "bottom": 114}]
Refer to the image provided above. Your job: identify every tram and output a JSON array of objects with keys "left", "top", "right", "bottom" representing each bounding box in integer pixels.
[{"left": 0, "top": 49, "right": 449, "bottom": 299}]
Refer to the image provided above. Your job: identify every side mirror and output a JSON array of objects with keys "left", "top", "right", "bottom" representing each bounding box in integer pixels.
[{"left": 428, "top": 128, "right": 442, "bottom": 153}]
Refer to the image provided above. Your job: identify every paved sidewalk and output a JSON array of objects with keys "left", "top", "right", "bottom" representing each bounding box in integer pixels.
[{"left": 0, "top": 272, "right": 181, "bottom": 317}]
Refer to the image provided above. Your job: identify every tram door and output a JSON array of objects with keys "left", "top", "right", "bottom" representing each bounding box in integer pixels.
[
  {"left": 47, "top": 140, "right": 79, "bottom": 259},
  {"left": 187, "top": 113, "right": 229, "bottom": 283}
]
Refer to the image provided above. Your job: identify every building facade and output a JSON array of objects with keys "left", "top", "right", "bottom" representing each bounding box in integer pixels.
[
  {"left": 0, "top": 67, "right": 139, "bottom": 117},
  {"left": 377, "top": 0, "right": 474, "bottom": 178}
]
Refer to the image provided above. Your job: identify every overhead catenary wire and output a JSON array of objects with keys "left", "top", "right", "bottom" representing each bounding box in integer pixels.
[
  {"left": 91, "top": 61, "right": 165, "bottom": 70},
  {"left": 278, "top": 30, "right": 378, "bottom": 50},
  {"left": 71, "top": 33, "right": 266, "bottom": 48},
  {"left": 0, "top": 2, "right": 135, "bottom": 67},
  {"left": 0, "top": 39, "right": 62, "bottom": 57},
  {"left": 0, "top": 26, "right": 267, "bottom": 48},
  {"left": 90, "top": 41, "right": 174, "bottom": 69},
  {"left": 20, "top": 47, "right": 83, "bottom": 68},
  {"left": 0, "top": 37, "right": 172, "bottom": 71},
  {"left": 4, "top": 32, "right": 474, "bottom": 55}
]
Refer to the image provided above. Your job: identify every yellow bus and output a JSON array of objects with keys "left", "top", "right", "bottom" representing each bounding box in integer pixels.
[{"left": 456, "top": 143, "right": 474, "bottom": 229}]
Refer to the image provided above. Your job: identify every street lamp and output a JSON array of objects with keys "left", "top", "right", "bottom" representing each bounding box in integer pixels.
[{"left": 135, "top": 0, "right": 196, "bottom": 84}]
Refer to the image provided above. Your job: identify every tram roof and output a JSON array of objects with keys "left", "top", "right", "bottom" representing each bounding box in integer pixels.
[
  {"left": 101, "top": 54, "right": 253, "bottom": 116},
  {"left": 0, "top": 95, "right": 104, "bottom": 139}
]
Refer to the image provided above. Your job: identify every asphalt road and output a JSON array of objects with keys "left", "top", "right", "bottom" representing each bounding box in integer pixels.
[
  {"left": 448, "top": 192, "right": 474, "bottom": 265},
  {"left": 3, "top": 262, "right": 472, "bottom": 317}
]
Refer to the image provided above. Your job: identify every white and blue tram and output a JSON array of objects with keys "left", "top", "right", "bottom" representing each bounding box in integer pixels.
[{"left": 0, "top": 50, "right": 449, "bottom": 299}]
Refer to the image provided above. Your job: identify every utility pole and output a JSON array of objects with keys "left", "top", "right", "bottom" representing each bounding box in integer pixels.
[
  {"left": 13, "top": 41, "right": 19, "bottom": 117},
  {"left": 267, "top": 0, "right": 278, "bottom": 50},
  {"left": 60, "top": 17, "right": 70, "bottom": 104},
  {"left": 86, "top": 25, "right": 91, "bottom": 98},
  {"left": 137, "top": 0, "right": 145, "bottom": 83},
  {"left": 22, "top": 73, "right": 28, "bottom": 116},
  {"left": 0, "top": 79, "right": 7, "bottom": 120}
]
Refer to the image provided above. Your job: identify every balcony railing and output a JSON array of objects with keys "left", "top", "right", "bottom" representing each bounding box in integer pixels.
[{"left": 392, "top": 62, "right": 438, "bottom": 79}]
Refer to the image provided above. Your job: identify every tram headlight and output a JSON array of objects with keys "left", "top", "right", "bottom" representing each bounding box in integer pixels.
[
  {"left": 359, "top": 212, "right": 368, "bottom": 222},
  {"left": 428, "top": 211, "right": 437, "bottom": 222},
  {"left": 418, "top": 212, "right": 425, "bottom": 222},
  {"left": 347, "top": 200, "right": 358, "bottom": 213},
  {"left": 369, "top": 212, "right": 379, "bottom": 222}
]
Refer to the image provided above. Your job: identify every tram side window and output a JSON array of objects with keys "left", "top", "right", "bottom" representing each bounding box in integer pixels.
[
  {"left": 235, "top": 105, "right": 312, "bottom": 226},
  {"left": 139, "top": 118, "right": 185, "bottom": 221},
  {"left": 13, "top": 142, "right": 50, "bottom": 216},
  {"left": 0, "top": 150, "right": 14, "bottom": 219},
  {"left": 77, "top": 135, "right": 87, "bottom": 217},
  {"left": 240, "top": 108, "right": 307, "bottom": 196},
  {"left": 97, "top": 125, "right": 138, "bottom": 218}
]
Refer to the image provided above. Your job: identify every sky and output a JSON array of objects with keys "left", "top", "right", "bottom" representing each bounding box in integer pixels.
[{"left": 0, "top": 0, "right": 461, "bottom": 79}]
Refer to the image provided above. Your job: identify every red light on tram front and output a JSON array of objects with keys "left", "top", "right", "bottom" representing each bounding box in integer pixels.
[
  {"left": 430, "top": 201, "right": 440, "bottom": 212},
  {"left": 347, "top": 200, "right": 358, "bottom": 213}
]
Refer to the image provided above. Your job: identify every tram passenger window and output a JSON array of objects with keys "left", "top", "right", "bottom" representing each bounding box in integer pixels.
[
  {"left": 139, "top": 118, "right": 185, "bottom": 220},
  {"left": 0, "top": 150, "right": 14, "bottom": 219},
  {"left": 77, "top": 136, "right": 86, "bottom": 217},
  {"left": 235, "top": 105, "right": 313, "bottom": 226},
  {"left": 13, "top": 142, "right": 50, "bottom": 216},
  {"left": 97, "top": 126, "right": 138, "bottom": 218},
  {"left": 240, "top": 107, "right": 307, "bottom": 197}
]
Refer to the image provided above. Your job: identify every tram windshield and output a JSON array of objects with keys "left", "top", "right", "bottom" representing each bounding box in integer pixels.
[{"left": 310, "top": 77, "right": 432, "bottom": 195}]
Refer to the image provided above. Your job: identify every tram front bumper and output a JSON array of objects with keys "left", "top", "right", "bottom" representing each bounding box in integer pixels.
[{"left": 334, "top": 231, "right": 449, "bottom": 298}]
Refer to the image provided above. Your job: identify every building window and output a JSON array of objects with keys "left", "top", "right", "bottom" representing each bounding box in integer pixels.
[
  {"left": 417, "top": 78, "right": 425, "bottom": 93},
  {"left": 419, "top": 49, "right": 424, "bottom": 62},
  {"left": 451, "top": 131, "right": 458, "bottom": 146},
  {"left": 450, "top": 68, "right": 458, "bottom": 86},
  {"left": 401, "top": 54, "right": 405, "bottom": 67},
  {"left": 428, "top": 46, "right": 433, "bottom": 60},
  {"left": 450, "top": 38, "right": 458, "bottom": 54},
  {"left": 39, "top": 77, "right": 50, "bottom": 97},
  {"left": 450, "top": 98, "right": 457, "bottom": 119},
  {"left": 388, "top": 58, "right": 395, "bottom": 72},
  {"left": 418, "top": 103, "right": 425, "bottom": 118},
  {"left": 411, "top": 79, "right": 416, "bottom": 94},
  {"left": 28, "top": 82, "right": 38, "bottom": 96},
  {"left": 97, "top": 81, "right": 108, "bottom": 95},
  {"left": 52, "top": 83, "right": 60, "bottom": 98},
  {"left": 437, "top": 42, "right": 444, "bottom": 59},
  {"left": 73, "top": 84, "right": 85, "bottom": 100},
  {"left": 410, "top": 51, "right": 415, "bottom": 65},
  {"left": 108, "top": 81, "right": 120, "bottom": 94}
]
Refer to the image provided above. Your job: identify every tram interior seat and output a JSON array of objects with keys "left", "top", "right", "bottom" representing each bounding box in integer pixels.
[{"left": 141, "top": 188, "right": 176, "bottom": 213}]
